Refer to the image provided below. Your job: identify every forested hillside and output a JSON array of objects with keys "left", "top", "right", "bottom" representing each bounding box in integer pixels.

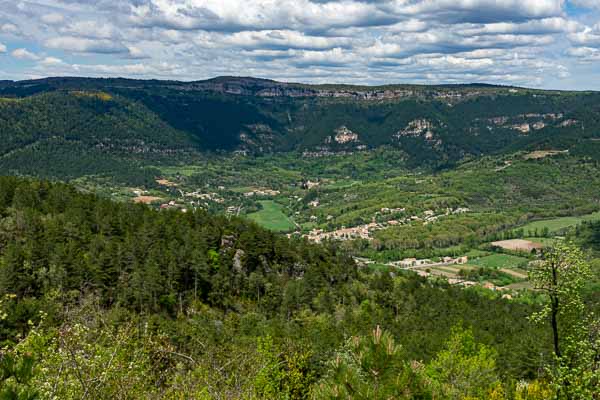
[
  {"left": 1, "top": 77, "right": 599, "bottom": 398},
  {"left": 0, "top": 177, "right": 598, "bottom": 398},
  {"left": 1, "top": 77, "right": 600, "bottom": 181}
]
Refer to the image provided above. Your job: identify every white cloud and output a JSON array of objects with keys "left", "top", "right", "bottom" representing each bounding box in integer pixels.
[
  {"left": 125, "top": 46, "right": 149, "bottom": 59},
  {"left": 0, "top": 42, "right": 6, "bottom": 53},
  {"left": 220, "top": 30, "right": 351, "bottom": 50},
  {"left": 39, "top": 57, "right": 64, "bottom": 66},
  {"left": 568, "top": 24, "right": 600, "bottom": 47},
  {"left": 60, "top": 21, "right": 119, "bottom": 40},
  {"left": 0, "top": 0, "right": 598, "bottom": 88},
  {"left": 566, "top": 46, "right": 600, "bottom": 60},
  {"left": 0, "top": 23, "right": 20, "bottom": 35},
  {"left": 400, "top": 0, "right": 565, "bottom": 22},
  {"left": 11, "top": 48, "right": 39, "bottom": 60},
  {"left": 41, "top": 13, "right": 64, "bottom": 25},
  {"left": 291, "top": 47, "right": 355, "bottom": 66},
  {"left": 127, "top": 0, "right": 395, "bottom": 32},
  {"left": 460, "top": 17, "right": 580, "bottom": 36},
  {"left": 45, "top": 36, "right": 128, "bottom": 54}
]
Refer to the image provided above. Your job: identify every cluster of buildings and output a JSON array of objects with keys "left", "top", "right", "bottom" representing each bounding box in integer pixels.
[
  {"left": 186, "top": 191, "right": 225, "bottom": 203},
  {"left": 243, "top": 189, "right": 281, "bottom": 197},
  {"left": 390, "top": 256, "right": 469, "bottom": 269},
  {"left": 159, "top": 200, "right": 188, "bottom": 213},
  {"left": 304, "top": 207, "right": 471, "bottom": 243},
  {"left": 306, "top": 222, "right": 381, "bottom": 243}
]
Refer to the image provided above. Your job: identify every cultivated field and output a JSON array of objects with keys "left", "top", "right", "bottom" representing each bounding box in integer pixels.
[
  {"left": 523, "top": 150, "right": 568, "bottom": 160},
  {"left": 491, "top": 239, "right": 543, "bottom": 252},
  {"left": 133, "top": 196, "right": 163, "bottom": 204}
]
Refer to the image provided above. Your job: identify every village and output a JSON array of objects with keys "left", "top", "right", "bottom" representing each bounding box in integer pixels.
[
  {"left": 353, "top": 253, "right": 516, "bottom": 294},
  {"left": 132, "top": 178, "right": 475, "bottom": 249},
  {"left": 304, "top": 206, "right": 470, "bottom": 243}
]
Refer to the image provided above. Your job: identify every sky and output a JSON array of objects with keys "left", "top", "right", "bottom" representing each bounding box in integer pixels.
[{"left": 1, "top": 0, "right": 600, "bottom": 89}]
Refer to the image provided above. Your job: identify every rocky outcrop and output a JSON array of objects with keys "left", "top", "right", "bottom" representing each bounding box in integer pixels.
[
  {"left": 233, "top": 249, "right": 246, "bottom": 274},
  {"left": 511, "top": 123, "right": 530, "bottom": 134},
  {"left": 395, "top": 119, "right": 435, "bottom": 139},
  {"left": 333, "top": 126, "right": 360, "bottom": 143}
]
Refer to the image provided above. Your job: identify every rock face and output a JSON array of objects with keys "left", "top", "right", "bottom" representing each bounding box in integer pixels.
[
  {"left": 233, "top": 249, "right": 246, "bottom": 274},
  {"left": 511, "top": 123, "right": 531, "bottom": 134},
  {"left": 559, "top": 119, "right": 579, "bottom": 127},
  {"left": 532, "top": 121, "right": 546, "bottom": 130},
  {"left": 220, "top": 235, "right": 236, "bottom": 249},
  {"left": 395, "top": 119, "right": 435, "bottom": 139},
  {"left": 333, "top": 126, "right": 360, "bottom": 143}
]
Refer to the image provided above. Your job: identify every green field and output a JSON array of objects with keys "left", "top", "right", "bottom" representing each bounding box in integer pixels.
[
  {"left": 158, "top": 165, "right": 204, "bottom": 177},
  {"left": 465, "top": 249, "right": 492, "bottom": 258},
  {"left": 517, "top": 212, "right": 600, "bottom": 234},
  {"left": 470, "top": 253, "right": 529, "bottom": 269},
  {"left": 247, "top": 200, "right": 296, "bottom": 232}
]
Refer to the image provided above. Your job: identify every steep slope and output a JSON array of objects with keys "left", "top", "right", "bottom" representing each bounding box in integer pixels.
[
  {"left": 1, "top": 77, "right": 599, "bottom": 178},
  {"left": 0, "top": 90, "right": 195, "bottom": 183}
]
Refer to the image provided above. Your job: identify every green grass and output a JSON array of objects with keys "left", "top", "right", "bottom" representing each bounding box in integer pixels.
[
  {"left": 499, "top": 268, "right": 529, "bottom": 280},
  {"left": 465, "top": 249, "right": 492, "bottom": 258},
  {"left": 326, "top": 180, "right": 361, "bottom": 189},
  {"left": 301, "top": 222, "right": 317, "bottom": 231},
  {"left": 246, "top": 200, "right": 296, "bottom": 232},
  {"left": 471, "top": 253, "right": 529, "bottom": 269},
  {"left": 517, "top": 212, "right": 600, "bottom": 234},
  {"left": 504, "top": 281, "right": 533, "bottom": 290},
  {"left": 368, "top": 263, "right": 393, "bottom": 272},
  {"left": 158, "top": 165, "right": 204, "bottom": 177}
]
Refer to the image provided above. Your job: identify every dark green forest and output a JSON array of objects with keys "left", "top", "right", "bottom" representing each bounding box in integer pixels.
[
  {"left": 0, "top": 177, "right": 598, "bottom": 398},
  {"left": 1, "top": 77, "right": 600, "bottom": 183}
]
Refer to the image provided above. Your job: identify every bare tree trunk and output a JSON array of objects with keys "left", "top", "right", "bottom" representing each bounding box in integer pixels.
[
  {"left": 551, "top": 261, "right": 561, "bottom": 358},
  {"left": 551, "top": 295, "right": 560, "bottom": 358}
]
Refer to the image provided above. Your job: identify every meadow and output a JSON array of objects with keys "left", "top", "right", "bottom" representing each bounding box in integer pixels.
[
  {"left": 246, "top": 200, "right": 297, "bottom": 232},
  {"left": 517, "top": 211, "right": 600, "bottom": 234},
  {"left": 471, "top": 253, "right": 530, "bottom": 269}
]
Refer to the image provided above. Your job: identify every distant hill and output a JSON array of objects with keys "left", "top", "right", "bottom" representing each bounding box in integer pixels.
[{"left": 1, "top": 76, "right": 599, "bottom": 180}]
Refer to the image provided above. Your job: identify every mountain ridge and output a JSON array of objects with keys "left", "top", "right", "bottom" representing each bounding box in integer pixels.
[
  {"left": 0, "top": 75, "right": 542, "bottom": 97},
  {"left": 1, "top": 76, "right": 599, "bottom": 182}
]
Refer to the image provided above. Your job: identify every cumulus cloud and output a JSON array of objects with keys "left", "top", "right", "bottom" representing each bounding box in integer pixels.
[
  {"left": 459, "top": 17, "right": 580, "bottom": 36},
  {"left": 45, "top": 36, "right": 129, "bottom": 54},
  {"left": 128, "top": 0, "right": 395, "bottom": 33},
  {"left": 219, "top": 30, "right": 352, "bottom": 50},
  {"left": 1, "top": 23, "right": 20, "bottom": 35},
  {"left": 59, "top": 21, "right": 119, "bottom": 40},
  {"left": 39, "top": 56, "right": 64, "bottom": 66},
  {"left": 568, "top": 24, "right": 600, "bottom": 47},
  {"left": 11, "top": 48, "right": 39, "bottom": 60},
  {"left": 0, "top": 0, "right": 598, "bottom": 88},
  {"left": 399, "top": 0, "right": 565, "bottom": 23},
  {"left": 0, "top": 42, "right": 6, "bottom": 53},
  {"left": 41, "top": 13, "right": 64, "bottom": 25},
  {"left": 125, "top": 46, "right": 150, "bottom": 59},
  {"left": 566, "top": 46, "right": 600, "bottom": 60}
]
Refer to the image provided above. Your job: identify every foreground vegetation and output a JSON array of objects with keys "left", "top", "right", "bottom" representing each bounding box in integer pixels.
[{"left": 0, "top": 177, "right": 598, "bottom": 398}]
